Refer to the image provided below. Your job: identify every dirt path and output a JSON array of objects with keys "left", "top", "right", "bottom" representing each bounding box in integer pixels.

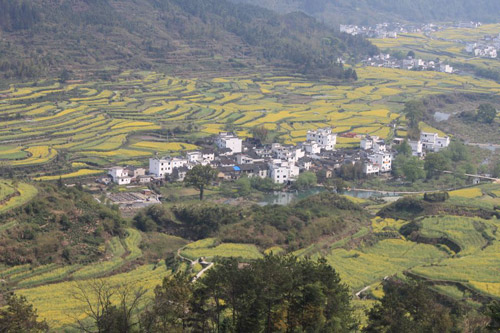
[{"left": 177, "top": 247, "right": 214, "bottom": 282}]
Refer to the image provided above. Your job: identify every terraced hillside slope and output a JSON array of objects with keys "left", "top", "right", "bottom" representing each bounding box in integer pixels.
[
  {"left": 2, "top": 67, "right": 500, "bottom": 179},
  {"left": 0, "top": 0, "right": 376, "bottom": 80},
  {"left": 0, "top": 185, "right": 498, "bottom": 329},
  {"left": 231, "top": 0, "right": 500, "bottom": 25}
]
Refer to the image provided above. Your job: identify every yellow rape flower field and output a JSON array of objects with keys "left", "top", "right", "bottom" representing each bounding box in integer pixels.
[
  {"left": 34, "top": 169, "right": 104, "bottom": 181},
  {"left": 1, "top": 63, "right": 500, "bottom": 177}
]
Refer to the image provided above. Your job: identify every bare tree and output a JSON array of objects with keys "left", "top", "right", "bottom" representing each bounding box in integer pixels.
[{"left": 71, "top": 279, "right": 147, "bottom": 333}]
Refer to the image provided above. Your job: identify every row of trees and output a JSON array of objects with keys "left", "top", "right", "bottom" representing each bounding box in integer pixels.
[
  {"left": 134, "top": 191, "right": 367, "bottom": 249},
  {"left": 3, "top": 257, "right": 500, "bottom": 332},
  {"left": 0, "top": 0, "right": 38, "bottom": 31},
  {"left": 460, "top": 103, "right": 498, "bottom": 124}
]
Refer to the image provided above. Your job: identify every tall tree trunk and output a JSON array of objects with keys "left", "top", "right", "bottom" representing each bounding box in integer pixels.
[{"left": 199, "top": 185, "right": 204, "bottom": 201}]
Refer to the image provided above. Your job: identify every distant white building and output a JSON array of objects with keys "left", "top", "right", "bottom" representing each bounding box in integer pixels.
[
  {"left": 387, "top": 31, "right": 398, "bottom": 39},
  {"left": 363, "top": 163, "right": 380, "bottom": 175},
  {"left": 368, "top": 152, "right": 392, "bottom": 173},
  {"left": 271, "top": 143, "right": 305, "bottom": 163},
  {"left": 127, "top": 167, "right": 146, "bottom": 179},
  {"left": 361, "top": 135, "right": 386, "bottom": 152},
  {"left": 269, "top": 160, "right": 300, "bottom": 184},
  {"left": 187, "top": 151, "right": 202, "bottom": 163},
  {"left": 306, "top": 127, "right": 336, "bottom": 151},
  {"left": 186, "top": 150, "right": 215, "bottom": 165},
  {"left": 409, "top": 140, "right": 423, "bottom": 157},
  {"left": 216, "top": 132, "right": 242, "bottom": 154},
  {"left": 149, "top": 156, "right": 189, "bottom": 178},
  {"left": 108, "top": 167, "right": 132, "bottom": 185},
  {"left": 360, "top": 136, "right": 374, "bottom": 150},
  {"left": 420, "top": 132, "right": 450, "bottom": 152},
  {"left": 302, "top": 141, "right": 321, "bottom": 155},
  {"left": 439, "top": 64, "right": 453, "bottom": 74}
]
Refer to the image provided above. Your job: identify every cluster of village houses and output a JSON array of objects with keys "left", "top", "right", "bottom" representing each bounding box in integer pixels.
[
  {"left": 341, "top": 21, "right": 481, "bottom": 40},
  {"left": 340, "top": 22, "right": 448, "bottom": 39},
  {"left": 106, "top": 128, "right": 450, "bottom": 186},
  {"left": 465, "top": 33, "right": 500, "bottom": 58},
  {"left": 363, "top": 54, "right": 454, "bottom": 73}
]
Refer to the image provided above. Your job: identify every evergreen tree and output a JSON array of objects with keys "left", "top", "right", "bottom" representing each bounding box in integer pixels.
[{"left": 0, "top": 294, "right": 49, "bottom": 333}]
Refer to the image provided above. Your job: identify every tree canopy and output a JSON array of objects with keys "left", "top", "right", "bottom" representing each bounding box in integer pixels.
[
  {"left": 477, "top": 103, "right": 497, "bottom": 124},
  {"left": 364, "top": 279, "right": 455, "bottom": 333},
  {"left": 184, "top": 164, "right": 217, "bottom": 200},
  {"left": 142, "top": 255, "right": 356, "bottom": 332},
  {"left": 0, "top": 294, "right": 49, "bottom": 333}
]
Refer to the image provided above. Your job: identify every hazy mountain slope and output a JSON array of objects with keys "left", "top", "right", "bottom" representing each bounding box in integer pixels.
[
  {"left": 0, "top": 0, "right": 377, "bottom": 80},
  {"left": 231, "top": 0, "right": 500, "bottom": 26}
]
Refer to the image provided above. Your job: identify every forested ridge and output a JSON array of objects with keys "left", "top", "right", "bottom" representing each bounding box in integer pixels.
[
  {"left": 0, "top": 0, "right": 377, "bottom": 80},
  {"left": 231, "top": 0, "right": 500, "bottom": 25}
]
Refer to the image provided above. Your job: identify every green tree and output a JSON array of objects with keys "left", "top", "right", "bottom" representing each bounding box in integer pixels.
[
  {"left": 402, "top": 100, "right": 425, "bottom": 139},
  {"left": 235, "top": 176, "right": 252, "bottom": 197},
  {"left": 141, "top": 272, "right": 193, "bottom": 332},
  {"left": 401, "top": 156, "right": 425, "bottom": 182},
  {"left": 251, "top": 125, "right": 270, "bottom": 144},
  {"left": 493, "top": 162, "right": 500, "bottom": 178},
  {"left": 445, "top": 141, "right": 470, "bottom": 162},
  {"left": 0, "top": 294, "right": 49, "bottom": 332},
  {"left": 364, "top": 279, "right": 455, "bottom": 333},
  {"left": 184, "top": 164, "right": 216, "bottom": 200},
  {"left": 199, "top": 255, "right": 356, "bottom": 332},
  {"left": 59, "top": 69, "right": 70, "bottom": 83},
  {"left": 293, "top": 171, "right": 317, "bottom": 190},
  {"left": 424, "top": 152, "right": 450, "bottom": 179},
  {"left": 487, "top": 300, "right": 500, "bottom": 331},
  {"left": 144, "top": 255, "right": 355, "bottom": 332},
  {"left": 396, "top": 140, "right": 412, "bottom": 156},
  {"left": 477, "top": 103, "right": 497, "bottom": 124}
]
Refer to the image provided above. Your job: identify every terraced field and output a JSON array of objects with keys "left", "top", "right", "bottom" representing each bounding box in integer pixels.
[
  {"left": 309, "top": 184, "right": 500, "bottom": 301},
  {"left": 180, "top": 238, "right": 263, "bottom": 260},
  {"left": 0, "top": 180, "right": 38, "bottom": 213},
  {"left": 370, "top": 23, "right": 500, "bottom": 74},
  {"left": 2, "top": 67, "right": 500, "bottom": 178},
  {"left": 1, "top": 183, "right": 499, "bottom": 328},
  {"left": 11, "top": 232, "right": 265, "bottom": 328}
]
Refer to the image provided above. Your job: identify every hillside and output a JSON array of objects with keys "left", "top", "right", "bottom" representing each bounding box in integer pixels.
[
  {"left": 0, "top": 183, "right": 125, "bottom": 266},
  {"left": 230, "top": 0, "right": 500, "bottom": 25},
  {"left": 0, "top": 0, "right": 377, "bottom": 80}
]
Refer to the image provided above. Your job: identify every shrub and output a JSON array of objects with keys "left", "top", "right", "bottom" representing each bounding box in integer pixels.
[{"left": 424, "top": 191, "right": 450, "bottom": 202}]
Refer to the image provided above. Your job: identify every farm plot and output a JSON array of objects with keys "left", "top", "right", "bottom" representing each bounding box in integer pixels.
[
  {"left": 323, "top": 238, "right": 447, "bottom": 291},
  {"left": 2, "top": 67, "right": 500, "bottom": 177},
  {"left": 0, "top": 180, "right": 38, "bottom": 214},
  {"left": 181, "top": 238, "right": 263, "bottom": 260},
  {"left": 417, "top": 216, "right": 495, "bottom": 255},
  {"left": 18, "top": 262, "right": 171, "bottom": 328}
]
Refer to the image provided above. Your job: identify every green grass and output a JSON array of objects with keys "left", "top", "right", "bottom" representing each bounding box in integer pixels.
[
  {"left": 418, "top": 216, "right": 494, "bottom": 255},
  {"left": 0, "top": 181, "right": 16, "bottom": 199},
  {"left": 72, "top": 230, "right": 143, "bottom": 280},
  {"left": 124, "top": 228, "right": 142, "bottom": 260},
  {"left": 324, "top": 238, "right": 448, "bottom": 291},
  {"left": 181, "top": 241, "right": 263, "bottom": 260},
  {"left": 410, "top": 239, "right": 500, "bottom": 288},
  {"left": 0, "top": 181, "right": 38, "bottom": 213},
  {"left": 0, "top": 145, "right": 28, "bottom": 160}
]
